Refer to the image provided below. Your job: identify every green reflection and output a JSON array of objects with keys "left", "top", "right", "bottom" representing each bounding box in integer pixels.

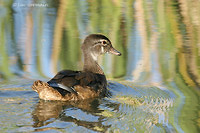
[
  {"left": 0, "top": 0, "right": 200, "bottom": 132},
  {"left": 0, "top": 0, "right": 14, "bottom": 79}
]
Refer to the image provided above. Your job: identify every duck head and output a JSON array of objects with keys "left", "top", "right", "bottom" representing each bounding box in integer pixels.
[{"left": 81, "top": 34, "right": 121, "bottom": 61}]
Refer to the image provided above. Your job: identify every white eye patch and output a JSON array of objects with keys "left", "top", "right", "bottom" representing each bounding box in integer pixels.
[{"left": 101, "top": 46, "right": 104, "bottom": 53}]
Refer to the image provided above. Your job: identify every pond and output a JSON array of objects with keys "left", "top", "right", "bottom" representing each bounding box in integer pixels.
[{"left": 0, "top": 0, "right": 200, "bottom": 132}]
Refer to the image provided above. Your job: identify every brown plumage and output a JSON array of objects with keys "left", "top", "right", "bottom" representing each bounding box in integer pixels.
[{"left": 32, "top": 34, "right": 121, "bottom": 101}]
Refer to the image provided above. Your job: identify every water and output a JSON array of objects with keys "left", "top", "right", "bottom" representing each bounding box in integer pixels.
[{"left": 0, "top": 0, "right": 200, "bottom": 132}]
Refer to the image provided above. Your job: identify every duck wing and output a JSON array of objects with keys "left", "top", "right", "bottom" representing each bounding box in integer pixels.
[
  {"left": 47, "top": 70, "right": 80, "bottom": 93},
  {"left": 75, "top": 72, "right": 107, "bottom": 92},
  {"left": 47, "top": 70, "right": 107, "bottom": 94}
]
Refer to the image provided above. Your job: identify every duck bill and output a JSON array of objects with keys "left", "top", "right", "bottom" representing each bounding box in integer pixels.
[{"left": 109, "top": 47, "right": 121, "bottom": 56}]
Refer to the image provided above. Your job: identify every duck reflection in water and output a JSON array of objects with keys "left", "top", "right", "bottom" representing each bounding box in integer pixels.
[{"left": 32, "top": 98, "right": 119, "bottom": 132}]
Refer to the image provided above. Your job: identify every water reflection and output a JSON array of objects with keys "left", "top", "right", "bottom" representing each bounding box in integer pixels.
[
  {"left": 107, "top": 81, "right": 175, "bottom": 132},
  {"left": 31, "top": 83, "right": 175, "bottom": 133},
  {"left": 0, "top": 0, "right": 200, "bottom": 132},
  {"left": 32, "top": 99, "right": 112, "bottom": 132}
]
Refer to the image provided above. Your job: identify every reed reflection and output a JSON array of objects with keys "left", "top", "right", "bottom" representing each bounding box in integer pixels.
[{"left": 0, "top": 0, "right": 199, "bottom": 132}]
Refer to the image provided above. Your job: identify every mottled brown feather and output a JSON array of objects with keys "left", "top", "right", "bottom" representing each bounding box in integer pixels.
[{"left": 32, "top": 80, "right": 103, "bottom": 101}]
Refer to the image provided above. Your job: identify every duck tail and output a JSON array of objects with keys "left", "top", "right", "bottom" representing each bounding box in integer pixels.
[{"left": 32, "top": 80, "right": 48, "bottom": 92}]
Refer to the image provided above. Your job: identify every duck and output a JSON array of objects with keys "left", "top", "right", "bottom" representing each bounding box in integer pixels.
[{"left": 32, "top": 34, "right": 121, "bottom": 101}]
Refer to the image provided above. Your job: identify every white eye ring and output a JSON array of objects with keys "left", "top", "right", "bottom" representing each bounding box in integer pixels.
[{"left": 102, "top": 41, "right": 107, "bottom": 46}]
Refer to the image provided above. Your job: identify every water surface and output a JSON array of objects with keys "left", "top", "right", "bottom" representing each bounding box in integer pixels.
[{"left": 0, "top": 0, "right": 200, "bottom": 132}]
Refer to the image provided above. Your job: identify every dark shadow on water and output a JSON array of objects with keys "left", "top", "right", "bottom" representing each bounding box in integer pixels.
[
  {"left": 32, "top": 98, "right": 117, "bottom": 132},
  {"left": 108, "top": 81, "right": 139, "bottom": 96}
]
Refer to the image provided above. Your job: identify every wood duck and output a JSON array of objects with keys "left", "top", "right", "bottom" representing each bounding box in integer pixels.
[{"left": 32, "top": 34, "right": 121, "bottom": 101}]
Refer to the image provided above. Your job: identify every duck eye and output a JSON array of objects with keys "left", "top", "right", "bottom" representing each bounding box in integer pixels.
[{"left": 102, "top": 41, "right": 107, "bottom": 46}]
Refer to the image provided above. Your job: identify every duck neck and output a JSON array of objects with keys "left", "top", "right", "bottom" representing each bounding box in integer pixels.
[{"left": 83, "top": 53, "right": 104, "bottom": 75}]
